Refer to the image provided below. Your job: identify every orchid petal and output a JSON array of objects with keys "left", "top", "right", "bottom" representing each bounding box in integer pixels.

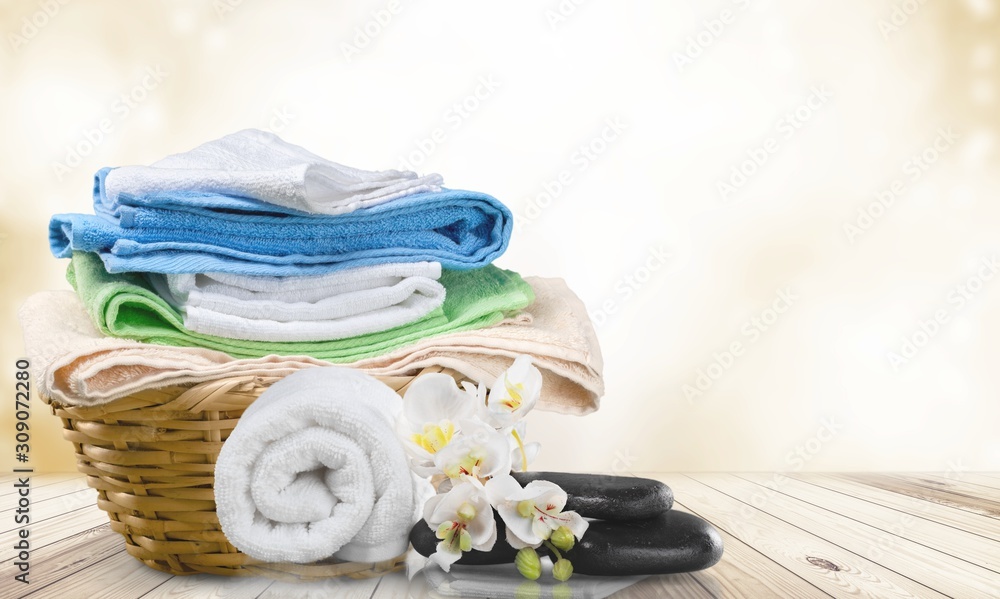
[
  {"left": 423, "top": 491, "right": 452, "bottom": 524},
  {"left": 466, "top": 510, "right": 497, "bottom": 549},
  {"left": 483, "top": 356, "right": 543, "bottom": 427},
  {"left": 531, "top": 516, "right": 554, "bottom": 539},
  {"left": 497, "top": 501, "right": 542, "bottom": 548},
  {"left": 430, "top": 542, "right": 464, "bottom": 571},
  {"left": 403, "top": 373, "right": 475, "bottom": 426},
  {"left": 523, "top": 481, "right": 568, "bottom": 513},
  {"left": 484, "top": 474, "right": 522, "bottom": 505},
  {"left": 504, "top": 524, "right": 536, "bottom": 549},
  {"left": 562, "top": 510, "right": 589, "bottom": 539}
]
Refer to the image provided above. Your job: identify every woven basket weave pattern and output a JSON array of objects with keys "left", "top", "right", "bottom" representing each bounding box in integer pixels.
[{"left": 49, "top": 366, "right": 458, "bottom": 578}]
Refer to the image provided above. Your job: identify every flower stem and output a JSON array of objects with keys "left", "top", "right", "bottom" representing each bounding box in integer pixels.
[
  {"left": 543, "top": 540, "right": 563, "bottom": 561},
  {"left": 511, "top": 428, "right": 529, "bottom": 472}
]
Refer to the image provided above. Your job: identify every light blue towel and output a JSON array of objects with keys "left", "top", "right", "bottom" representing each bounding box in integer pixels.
[{"left": 51, "top": 169, "right": 513, "bottom": 275}]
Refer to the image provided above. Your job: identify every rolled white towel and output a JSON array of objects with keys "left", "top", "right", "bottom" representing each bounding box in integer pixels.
[{"left": 214, "top": 367, "right": 430, "bottom": 563}]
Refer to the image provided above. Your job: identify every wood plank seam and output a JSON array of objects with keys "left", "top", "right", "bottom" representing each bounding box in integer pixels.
[
  {"left": 682, "top": 474, "right": 952, "bottom": 598},
  {"left": 673, "top": 498, "right": 835, "bottom": 598},
  {"left": 792, "top": 473, "right": 1000, "bottom": 544},
  {"left": 732, "top": 473, "right": 1000, "bottom": 577}
]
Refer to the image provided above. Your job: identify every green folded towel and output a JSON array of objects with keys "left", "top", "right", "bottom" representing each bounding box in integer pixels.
[{"left": 67, "top": 251, "right": 534, "bottom": 362}]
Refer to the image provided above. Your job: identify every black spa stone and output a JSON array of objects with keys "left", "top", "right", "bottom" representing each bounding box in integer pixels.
[
  {"left": 562, "top": 510, "right": 724, "bottom": 576},
  {"left": 511, "top": 471, "right": 673, "bottom": 521},
  {"left": 410, "top": 509, "right": 724, "bottom": 575}
]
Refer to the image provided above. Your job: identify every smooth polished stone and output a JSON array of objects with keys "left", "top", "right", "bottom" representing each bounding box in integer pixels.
[
  {"left": 511, "top": 471, "right": 673, "bottom": 521},
  {"left": 562, "top": 510, "right": 724, "bottom": 576}
]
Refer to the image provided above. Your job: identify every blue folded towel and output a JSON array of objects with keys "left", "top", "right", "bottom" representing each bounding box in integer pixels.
[{"left": 51, "top": 170, "right": 512, "bottom": 275}]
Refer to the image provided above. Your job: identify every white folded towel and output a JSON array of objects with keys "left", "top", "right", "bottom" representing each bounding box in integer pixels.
[
  {"left": 147, "top": 262, "right": 446, "bottom": 342},
  {"left": 102, "top": 129, "right": 444, "bottom": 215},
  {"left": 214, "top": 367, "right": 429, "bottom": 563}
]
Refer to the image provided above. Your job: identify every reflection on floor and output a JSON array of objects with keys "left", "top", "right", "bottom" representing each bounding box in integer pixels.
[{"left": 3, "top": 472, "right": 999, "bottom": 598}]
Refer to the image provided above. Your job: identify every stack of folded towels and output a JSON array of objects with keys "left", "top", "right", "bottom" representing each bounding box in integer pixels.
[
  {"left": 48, "top": 129, "right": 535, "bottom": 360},
  {"left": 26, "top": 130, "right": 604, "bottom": 413}
]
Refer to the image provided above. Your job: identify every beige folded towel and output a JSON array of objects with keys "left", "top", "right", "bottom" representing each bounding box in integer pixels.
[{"left": 19, "top": 278, "right": 603, "bottom": 414}]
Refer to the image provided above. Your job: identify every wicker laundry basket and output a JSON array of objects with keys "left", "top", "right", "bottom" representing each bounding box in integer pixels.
[{"left": 46, "top": 365, "right": 462, "bottom": 580}]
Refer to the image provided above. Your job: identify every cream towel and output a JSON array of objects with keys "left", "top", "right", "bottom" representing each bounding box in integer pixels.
[
  {"left": 351, "top": 276, "right": 604, "bottom": 414},
  {"left": 215, "top": 367, "right": 427, "bottom": 563},
  {"left": 19, "top": 278, "right": 603, "bottom": 414},
  {"left": 147, "top": 262, "right": 445, "bottom": 342}
]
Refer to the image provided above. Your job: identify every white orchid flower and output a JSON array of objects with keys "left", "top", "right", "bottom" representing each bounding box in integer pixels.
[
  {"left": 461, "top": 357, "right": 543, "bottom": 472},
  {"left": 485, "top": 475, "right": 588, "bottom": 549},
  {"left": 481, "top": 356, "right": 543, "bottom": 429},
  {"left": 434, "top": 420, "right": 512, "bottom": 481},
  {"left": 398, "top": 373, "right": 476, "bottom": 474},
  {"left": 423, "top": 478, "right": 497, "bottom": 571}
]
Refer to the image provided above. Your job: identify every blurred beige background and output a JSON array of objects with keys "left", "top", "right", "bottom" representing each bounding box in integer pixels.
[{"left": 2, "top": 0, "right": 998, "bottom": 473}]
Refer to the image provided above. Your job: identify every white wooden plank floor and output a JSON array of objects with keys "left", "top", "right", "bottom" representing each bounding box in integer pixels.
[{"left": 1, "top": 473, "right": 998, "bottom": 598}]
